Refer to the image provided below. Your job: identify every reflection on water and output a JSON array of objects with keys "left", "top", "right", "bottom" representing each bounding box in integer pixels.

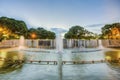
[
  {"left": 105, "top": 51, "right": 120, "bottom": 60},
  {"left": 0, "top": 51, "right": 24, "bottom": 73},
  {"left": 0, "top": 49, "right": 120, "bottom": 80},
  {"left": 58, "top": 53, "right": 63, "bottom": 80},
  {"left": 104, "top": 50, "right": 120, "bottom": 71},
  {"left": 0, "top": 52, "right": 7, "bottom": 68}
]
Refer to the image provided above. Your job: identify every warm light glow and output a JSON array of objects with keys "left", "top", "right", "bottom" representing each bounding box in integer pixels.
[
  {"left": 31, "top": 33, "right": 36, "bottom": 39},
  {"left": 0, "top": 28, "right": 3, "bottom": 31},
  {"left": 0, "top": 52, "right": 7, "bottom": 59},
  {"left": 118, "top": 52, "right": 120, "bottom": 58},
  {"left": 109, "top": 27, "right": 120, "bottom": 39},
  {"left": 0, "top": 51, "right": 7, "bottom": 67},
  {"left": 105, "top": 56, "right": 111, "bottom": 60},
  {"left": 0, "top": 27, "right": 12, "bottom": 39}
]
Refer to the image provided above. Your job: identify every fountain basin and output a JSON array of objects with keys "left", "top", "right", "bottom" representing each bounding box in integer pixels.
[{"left": 71, "top": 48, "right": 102, "bottom": 53}]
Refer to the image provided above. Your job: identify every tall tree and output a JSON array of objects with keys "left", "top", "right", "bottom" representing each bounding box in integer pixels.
[
  {"left": 27, "top": 27, "right": 55, "bottom": 39},
  {"left": 64, "top": 25, "right": 95, "bottom": 39},
  {"left": 0, "top": 16, "right": 28, "bottom": 39},
  {"left": 101, "top": 23, "right": 120, "bottom": 39}
]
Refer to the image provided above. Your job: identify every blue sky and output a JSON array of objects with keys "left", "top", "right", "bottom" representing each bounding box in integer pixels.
[{"left": 0, "top": 0, "right": 120, "bottom": 34}]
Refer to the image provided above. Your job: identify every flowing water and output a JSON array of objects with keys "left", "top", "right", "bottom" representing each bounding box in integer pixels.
[{"left": 0, "top": 48, "right": 120, "bottom": 80}]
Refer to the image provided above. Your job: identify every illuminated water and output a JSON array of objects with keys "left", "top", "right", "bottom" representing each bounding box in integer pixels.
[{"left": 0, "top": 48, "right": 120, "bottom": 80}]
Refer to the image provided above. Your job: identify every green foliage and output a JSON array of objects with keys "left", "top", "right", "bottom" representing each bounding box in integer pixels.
[
  {"left": 101, "top": 23, "right": 120, "bottom": 39},
  {"left": 0, "top": 16, "right": 55, "bottom": 40},
  {"left": 27, "top": 27, "right": 55, "bottom": 39},
  {"left": 0, "top": 16, "right": 28, "bottom": 39},
  {"left": 64, "top": 25, "right": 96, "bottom": 39}
]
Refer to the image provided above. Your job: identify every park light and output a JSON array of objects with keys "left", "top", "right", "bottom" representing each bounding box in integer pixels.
[
  {"left": 31, "top": 33, "right": 36, "bottom": 39},
  {"left": 31, "top": 33, "right": 37, "bottom": 48}
]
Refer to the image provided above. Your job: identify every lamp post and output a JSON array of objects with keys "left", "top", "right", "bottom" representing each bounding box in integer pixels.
[{"left": 31, "top": 33, "right": 36, "bottom": 48}]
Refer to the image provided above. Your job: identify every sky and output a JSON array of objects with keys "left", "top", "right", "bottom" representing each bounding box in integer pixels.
[{"left": 0, "top": 0, "right": 120, "bottom": 34}]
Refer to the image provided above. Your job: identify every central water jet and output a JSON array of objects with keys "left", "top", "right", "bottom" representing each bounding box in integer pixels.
[
  {"left": 98, "top": 40, "right": 104, "bottom": 49},
  {"left": 56, "top": 34, "right": 63, "bottom": 80},
  {"left": 56, "top": 34, "right": 63, "bottom": 53}
]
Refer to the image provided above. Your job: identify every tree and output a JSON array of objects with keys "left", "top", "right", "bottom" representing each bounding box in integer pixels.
[
  {"left": 101, "top": 23, "right": 120, "bottom": 39},
  {"left": 0, "top": 16, "right": 28, "bottom": 39},
  {"left": 27, "top": 27, "right": 55, "bottom": 39},
  {"left": 64, "top": 25, "right": 96, "bottom": 39},
  {"left": 27, "top": 28, "right": 37, "bottom": 39}
]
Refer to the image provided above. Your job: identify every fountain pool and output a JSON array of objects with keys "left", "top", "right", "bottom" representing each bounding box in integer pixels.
[
  {"left": 0, "top": 36, "right": 120, "bottom": 80},
  {"left": 0, "top": 49, "right": 120, "bottom": 80}
]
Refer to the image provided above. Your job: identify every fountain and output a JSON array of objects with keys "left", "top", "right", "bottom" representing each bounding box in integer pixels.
[
  {"left": 19, "top": 36, "right": 25, "bottom": 50},
  {"left": 56, "top": 34, "right": 63, "bottom": 80},
  {"left": 22, "top": 37, "right": 104, "bottom": 53},
  {"left": 56, "top": 34, "right": 63, "bottom": 53},
  {"left": 98, "top": 40, "right": 104, "bottom": 49},
  {"left": 71, "top": 40, "right": 104, "bottom": 53},
  {"left": 1, "top": 33, "right": 114, "bottom": 80}
]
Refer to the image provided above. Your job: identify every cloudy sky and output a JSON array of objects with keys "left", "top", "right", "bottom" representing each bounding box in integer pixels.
[{"left": 0, "top": 0, "right": 120, "bottom": 34}]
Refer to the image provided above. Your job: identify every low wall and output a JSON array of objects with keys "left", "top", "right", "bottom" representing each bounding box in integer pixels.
[{"left": 1, "top": 39, "right": 120, "bottom": 49}]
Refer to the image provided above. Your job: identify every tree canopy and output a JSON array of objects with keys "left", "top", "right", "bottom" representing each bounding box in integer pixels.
[
  {"left": 0, "top": 16, "right": 56, "bottom": 41},
  {"left": 101, "top": 23, "right": 120, "bottom": 39},
  {"left": 0, "top": 16, "right": 28, "bottom": 40},
  {"left": 64, "top": 25, "right": 97, "bottom": 39},
  {"left": 1, "top": 16, "right": 119, "bottom": 40},
  {"left": 27, "top": 27, "right": 55, "bottom": 39}
]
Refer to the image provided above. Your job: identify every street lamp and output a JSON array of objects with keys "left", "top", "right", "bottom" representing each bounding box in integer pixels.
[{"left": 31, "top": 33, "right": 36, "bottom": 48}]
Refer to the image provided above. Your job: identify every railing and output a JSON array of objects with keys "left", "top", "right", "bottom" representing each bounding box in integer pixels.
[
  {"left": 1, "top": 39, "right": 120, "bottom": 48},
  {"left": 1, "top": 58, "right": 120, "bottom": 65}
]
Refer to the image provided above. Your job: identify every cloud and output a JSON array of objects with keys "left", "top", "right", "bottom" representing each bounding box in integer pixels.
[
  {"left": 51, "top": 28, "right": 67, "bottom": 34},
  {"left": 85, "top": 24, "right": 105, "bottom": 28},
  {"left": 84, "top": 23, "right": 106, "bottom": 34}
]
